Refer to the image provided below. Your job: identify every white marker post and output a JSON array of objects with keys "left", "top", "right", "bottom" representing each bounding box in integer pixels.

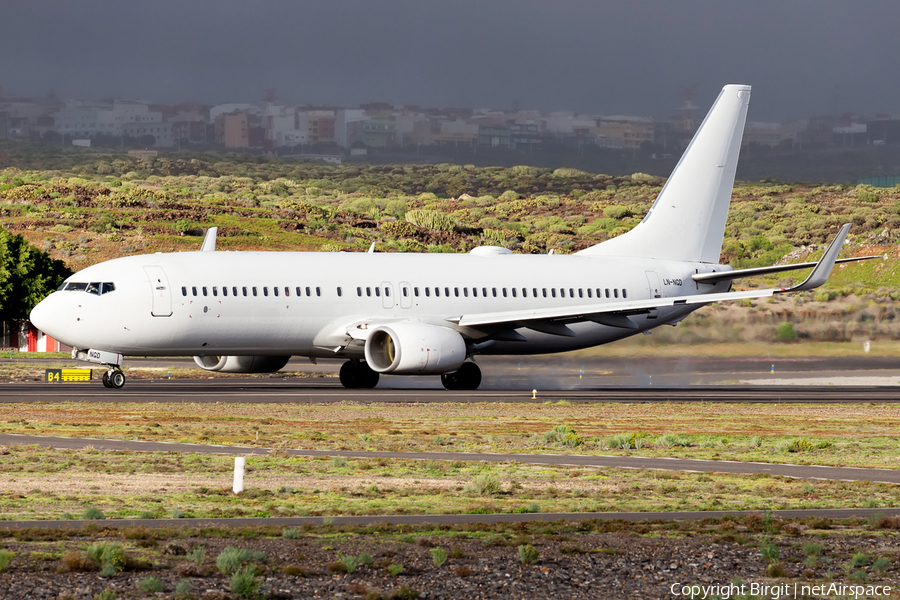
[{"left": 233, "top": 456, "right": 245, "bottom": 494}]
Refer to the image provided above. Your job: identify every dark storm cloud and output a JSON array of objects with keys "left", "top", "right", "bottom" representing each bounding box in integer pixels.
[{"left": 2, "top": 0, "right": 899, "bottom": 120}]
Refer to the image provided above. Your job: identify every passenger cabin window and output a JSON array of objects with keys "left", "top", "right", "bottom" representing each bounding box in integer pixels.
[
  {"left": 212, "top": 286, "right": 218, "bottom": 297},
  {"left": 337, "top": 287, "right": 342, "bottom": 297},
  {"left": 192, "top": 286, "right": 198, "bottom": 297},
  {"left": 482, "top": 287, "right": 487, "bottom": 297},
  {"left": 375, "top": 287, "right": 380, "bottom": 297},
  {"left": 434, "top": 287, "right": 440, "bottom": 297},
  {"left": 463, "top": 288, "right": 468, "bottom": 297},
  {"left": 296, "top": 287, "right": 302, "bottom": 296},
  {"left": 605, "top": 289, "right": 610, "bottom": 298},
  {"left": 542, "top": 288, "right": 547, "bottom": 297},
  {"left": 274, "top": 287, "right": 279, "bottom": 297},
  {"left": 357, "top": 287, "right": 362, "bottom": 297},
  {"left": 243, "top": 287, "right": 248, "bottom": 297},
  {"left": 444, "top": 287, "right": 449, "bottom": 297},
  {"left": 382, "top": 287, "right": 388, "bottom": 297},
  {"left": 263, "top": 287, "right": 268, "bottom": 297},
  {"left": 222, "top": 287, "right": 228, "bottom": 297},
  {"left": 587, "top": 289, "right": 592, "bottom": 298},
  {"left": 551, "top": 289, "right": 556, "bottom": 298},
  {"left": 533, "top": 288, "right": 537, "bottom": 297},
  {"left": 403, "top": 287, "right": 409, "bottom": 297},
  {"left": 306, "top": 287, "right": 311, "bottom": 296},
  {"left": 614, "top": 289, "right": 619, "bottom": 298},
  {"left": 471, "top": 287, "right": 477, "bottom": 297},
  {"left": 502, "top": 288, "right": 508, "bottom": 297},
  {"left": 414, "top": 287, "right": 419, "bottom": 297},
  {"left": 492, "top": 288, "right": 497, "bottom": 297},
  {"left": 623, "top": 289, "right": 627, "bottom": 298},
  {"left": 316, "top": 287, "right": 321, "bottom": 297},
  {"left": 232, "top": 286, "right": 238, "bottom": 296},
  {"left": 285, "top": 287, "right": 289, "bottom": 297},
  {"left": 454, "top": 288, "right": 459, "bottom": 297},
  {"left": 425, "top": 287, "right": 430, "bottom": 297},
  {"left": 252, "top": 287, "right": 258, "bottom": 297},
  {"left": 181, "top": 286, "right": 187, "bottom": 297},
  {"left": 511, "top": 288, "right": 516, "bottom": 298}
]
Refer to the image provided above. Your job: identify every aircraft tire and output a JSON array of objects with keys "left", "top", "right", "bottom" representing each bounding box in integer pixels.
[
  {"left": 357, "top": 361, "right": 379, "bottom": 389},
  {"left": 339, "top": 361, "right": 359, "bottom": 388},
  {"left": 441, "top": 362, "right": 482, "bottom": 391},
  {"left": 109, "top": 370, "right": 126, "bottom": 389},
  {"left": 339, "top": 360, "right": 380, "bottom": 389},
  {"left": 102, "top": 371, "right": 111, "bottom": 388}
]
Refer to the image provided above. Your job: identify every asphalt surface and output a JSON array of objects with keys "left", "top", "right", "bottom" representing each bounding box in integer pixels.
[
  {"left": 3, "top": 432, "right": 898, "bottom": 484},
  {"left": 3, "top": 377, "right": 900, "bottom": 403}
]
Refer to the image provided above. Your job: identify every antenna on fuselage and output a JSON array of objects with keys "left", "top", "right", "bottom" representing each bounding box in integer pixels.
[{"left": 201, "top": 227, "right": 218, "bottom": 252}]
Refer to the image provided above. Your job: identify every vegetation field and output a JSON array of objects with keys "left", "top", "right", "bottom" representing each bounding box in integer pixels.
[
  {"left": 3, "top": 400, "right": 900, "bottom": 466},
  {"left": 3, "top": 146, "right": 900, "bottom": 344}
]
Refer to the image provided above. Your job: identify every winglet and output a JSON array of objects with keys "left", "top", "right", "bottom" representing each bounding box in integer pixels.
[
  {"left": 782, "top": 223, "right": 851, "bottom": 292},
  {"left": 201, "top": 227, "right": 218, "bottom": 252}
]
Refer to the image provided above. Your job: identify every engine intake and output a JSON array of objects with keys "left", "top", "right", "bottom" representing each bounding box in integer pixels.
[
  {"left": 193, "top": 355, "right": 290, "bottom": 373},
  {"left": 364, "top": 322, "right": 466, "bottom": 374}
]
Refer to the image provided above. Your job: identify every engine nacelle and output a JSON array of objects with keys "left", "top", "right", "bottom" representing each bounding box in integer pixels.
[
  {"left": 193, "top": 355, "right": 291, "bottom": 373},
  {"left": 364, "top": 322, "right": 466, "bottom": 374}
]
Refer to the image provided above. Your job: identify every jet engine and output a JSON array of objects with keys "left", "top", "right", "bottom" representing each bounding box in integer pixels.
[
  {"left": 193, "top": 355, "right": 291, "bottom": 373},
  {"left": 364, "top": 322, "right": 466, "bottom": 374}
]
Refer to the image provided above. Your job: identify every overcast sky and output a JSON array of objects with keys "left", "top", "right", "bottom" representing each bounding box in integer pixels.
[{"left": 2, "top": 0, "right": 898, "bottom": 121}]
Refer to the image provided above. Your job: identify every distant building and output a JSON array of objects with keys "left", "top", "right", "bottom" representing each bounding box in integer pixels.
[
  {"left": 219, "top": 112, "right": 249, "bottom": 148},
  {"left": 744, "top": 121, "right": 788, "bottom": 147},
  {"left": 592, "top": 116, "right": 654, "bottom": 150}
]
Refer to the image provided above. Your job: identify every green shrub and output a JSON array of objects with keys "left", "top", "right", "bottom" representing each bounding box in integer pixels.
[
  {"left": 802, "top": 542, "right": 823, "bottom": 557},
  {"left": 358, "top": 552, "right": 374, "bottom": 565},
  {"left": 175, "top": 579, "right": 192, "bottom": 597},
  {"left": 186, "top": 546, "right": 206, "bottom": 565},
  {"left": 137, "top": 576, "right": 163, "bottom": 593},
  {"left": 542, "top": 424, "right": 584, "bottom": 447},
  {"left": 216, "top": 546, "right": 265, "bottom": 575},
  {"left": 873, "top": 556, "right": 891, "bottom": 571},
  {"left": 387, "top": 563, "right": 404, "bottom": 576},
  {"left": 430, "top": 547, "right": 448, "bottom": 568},
  {"left": 778, "top": 438, "right": 814, "bottom": 453},
  {"left": 0, "top": 549, "right": 14, "bottom": 572},
  {"left": 851, "top": 552, "right": 871, "bottom": 567},
  {"left": 603, "top": 205, "right": 631, "bottom": 219},
  {"left": 775, "top": 322, "right": 797, "bottom": 341},
  {"left": 230, "top": 566, "right": 261, "bottom": 598},
  {"left": 760, "top": 539, "right": 780, "bottom": 563},
  {"left": 86, "top": 542, "right": 126, "bottom": 577},
  {"left": 94, "top": 590, "right": 116, "bottom": 600},
  {"left": 608, "top": 433, "right": 641, "bottom": 449},
  {"left": 466, "top": 473, "right": 501, "bottom": 496},
  {"left": 655, "top": 433, "right": 691, "bottom": 448},
  {"left": 82, "top": 507, "right": 105, "bottom": 520},
  {"left": 342, "top": 554, "right": 359, "bottom": 574},
  {"left": 282, "top": 527, "right": 301, "bottom": 539},
  {"left": 517, "top": 544, "right": 539, "bottom": 565},
  {"left": 405, "top": 209, "right": 455, "bottom": 231}
]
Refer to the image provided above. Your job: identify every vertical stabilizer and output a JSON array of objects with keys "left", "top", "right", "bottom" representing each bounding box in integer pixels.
[{"left": 577, "top": 84, "right": 751, "bottom": 263}]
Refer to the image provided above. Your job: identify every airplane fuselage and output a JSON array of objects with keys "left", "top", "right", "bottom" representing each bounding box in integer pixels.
[{"left": 33, "top": 250, "right": 729, "bottom": 359}]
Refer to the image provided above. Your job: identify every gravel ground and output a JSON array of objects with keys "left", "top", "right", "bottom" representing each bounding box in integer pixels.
[{"left": 1, "top": 523, "right": 898, "bottom": 599}]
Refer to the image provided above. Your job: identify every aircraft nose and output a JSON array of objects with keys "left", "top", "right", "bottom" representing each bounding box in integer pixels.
[{"left": 30, "top": 294, "right": 61, "bottom": 338}]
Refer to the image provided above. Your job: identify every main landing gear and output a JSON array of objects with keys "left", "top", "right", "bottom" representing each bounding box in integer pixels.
[
  {"left": 441, "top": 362, "right": 482, "bottom": 391},
  {"left": 101, "top": 367, "right": 126, "bottom": 389},
  {"left": 339, "top": 359, "right": 380, "bottom": 389}
]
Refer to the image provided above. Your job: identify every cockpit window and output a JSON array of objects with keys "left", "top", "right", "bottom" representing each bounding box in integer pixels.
[{"left": 62, "top": 282, "right": 116, "bottom": 295}]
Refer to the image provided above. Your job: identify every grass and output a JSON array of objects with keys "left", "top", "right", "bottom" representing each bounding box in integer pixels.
[{"left": 3, "top": 400, "right": 900, "bottom": 470}]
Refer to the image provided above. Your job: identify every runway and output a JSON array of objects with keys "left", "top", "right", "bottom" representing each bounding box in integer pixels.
[
  {"left": 2, "top": 377, "right": 900, "bottom": 403},
  {"left": 3, "top": 432, "right": 899, "bottom": 484}
]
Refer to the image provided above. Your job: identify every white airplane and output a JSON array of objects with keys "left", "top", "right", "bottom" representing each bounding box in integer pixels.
[{"left": 30, "top": 85, "right": 875, "bottom": 390}]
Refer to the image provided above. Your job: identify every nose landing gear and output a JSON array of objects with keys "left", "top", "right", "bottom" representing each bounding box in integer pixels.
[{"left": 101, "top": 367, "right": 126, "bottom": 389}]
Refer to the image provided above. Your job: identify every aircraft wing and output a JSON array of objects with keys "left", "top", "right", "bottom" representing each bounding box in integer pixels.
[{"left": 454, "top": 224, "right": 853, "bottom": 333}]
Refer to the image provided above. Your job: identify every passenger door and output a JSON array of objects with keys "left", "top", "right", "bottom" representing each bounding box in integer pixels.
[{"left": 144, "top": 265, "right": 173, "bottom": 317}]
